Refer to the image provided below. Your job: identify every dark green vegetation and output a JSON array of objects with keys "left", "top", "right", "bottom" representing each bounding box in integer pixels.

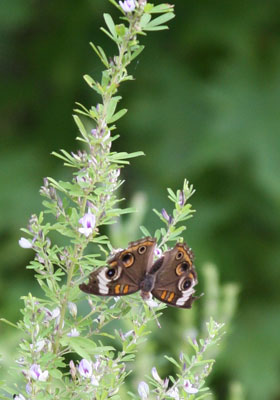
[{"left": 1, "top": 1, "right": 280, "bottom": 399}]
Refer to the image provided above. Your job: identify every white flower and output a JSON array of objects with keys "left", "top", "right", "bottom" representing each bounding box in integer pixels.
[
  {"left": 51, "top": 307, "right": 60, "bottom": 320},
  {"left": 78, "top": 210, "right": 96, "bottom": 237},
  {"left": 29, "top": 364, "right": 49, "bottom": 381},
  {"left": 145, "top": 293, "right": 160, "bottom": 308},
  {"left": 184, "top": 380, "right": 198, "bottom": 394},
  {"left": 119, "top": 0, "right": 136, "bottom": 13},
  {"left": 19, "top": 237, "right": 32, "bottom": 249},
  {"left": 138, "top": 381, "right": 149, "bottom": 399},
  {"left": 68, "top": 302, "right": 77, "bottom": 318},
  {"left": 167, "top": 387, "right": 180, "bottom": 399},
  {"left": 78, "top": 359, "right": 92, "bottom": 378},
  {"left": 151, "top": 366, "right": 162, "bottom": 383},
  {"left": 30, "top": 339, "right": 45, "bottom": 352},
  {"left": 13, "top": 395, "right": 26, "bottom": 400},
  {"left": 67, "top": 328, "right": 80, "bottom": 337},
  {"left": 91, "top": 375, "right": 99, "bottom": 386}
]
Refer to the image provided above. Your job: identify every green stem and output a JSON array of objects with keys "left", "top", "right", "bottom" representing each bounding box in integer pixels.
[{"left": 53, "top": 197, "right": 88, "bottom": 355}]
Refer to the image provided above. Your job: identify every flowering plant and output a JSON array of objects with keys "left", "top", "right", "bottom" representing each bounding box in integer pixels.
[{"left": 0, "top": 1, "right": 237, "bottom": 399}]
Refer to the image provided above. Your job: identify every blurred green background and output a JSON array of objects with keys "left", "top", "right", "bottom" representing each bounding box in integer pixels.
[{"left": 1, "top": 0, "right": 280, "bottom": 399}]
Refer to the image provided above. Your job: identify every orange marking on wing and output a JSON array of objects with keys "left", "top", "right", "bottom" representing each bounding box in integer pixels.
[
  {"left": 130, "top": 240, "right": 154, "bottom": 253},
  {"left": 188, "top": 273, "right": 194, "bottom": 280},
  {"left": 177, "top": 245, "right": 192, "bottom": 264},
  {"left": 161, "top": 290, "right": 167, "bottom": 300},
  {"left": 167, "top": 292, "right": 175, "bottom": 302},
  {"left": 123, "top": 285, "right": 129, "bottom": 294},
  {"left": 110, "top": 261, "right": 118, "bottom": 268},
  {"left": 115, "top": 284, "right": 121, "bottom": 294}
]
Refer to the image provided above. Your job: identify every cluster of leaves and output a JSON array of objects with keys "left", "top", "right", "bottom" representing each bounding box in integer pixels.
[{"left": 0, "top": 1, "right": 229, "bottom": 399}]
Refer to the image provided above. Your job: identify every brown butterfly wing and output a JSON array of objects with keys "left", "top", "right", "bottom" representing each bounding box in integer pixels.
[
  {"left": 151, "top": 243, "right": 198, "bottom": 308},
  {"left": 79, "top": 237, "right": 156, "bottom": 297}
]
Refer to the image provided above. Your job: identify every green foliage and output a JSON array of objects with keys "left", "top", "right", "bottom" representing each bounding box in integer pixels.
[{"left": 1, "top": 0, "right": 280, "bottom": 399}]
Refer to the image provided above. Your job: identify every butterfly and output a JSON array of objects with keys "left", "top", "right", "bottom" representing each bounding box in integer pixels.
[{"left": 79, "top": 237, "right": 198, "bottom": 308}]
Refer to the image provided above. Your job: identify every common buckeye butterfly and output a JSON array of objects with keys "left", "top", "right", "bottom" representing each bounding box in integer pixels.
[{"left": 79, "top": 237, "right": 198, "bottom": 309}]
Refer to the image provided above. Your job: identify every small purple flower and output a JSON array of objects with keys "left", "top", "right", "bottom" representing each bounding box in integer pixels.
[
  {"left": 67, "top": 328, "right": 80, "bottom": 337},
  {"left": 154, "top": 247, "right": 162, "bottom": 258},
  {"left": 25, "top": 383, "right": 31, "bottom": 394},
  {"left": 161, "top": 208, "right": 173, "bottom": 224},
  {"left": 151, "top": 366, "right": 162, "bottom": 383},
  {"left": 78, "top": 359, "right": 92, "bottom": 378},
  {"left": 184, "top": 380, "right": 198, "bottom": 394},
  {"left": 91, "top": 128, "right": 98, "bottom": 137},
  {"left": 119, "top": 0, "right": 136, "bottom": 13},
  {"left": 29, "top": 364, "right": 49, "bottom": 381},
  {"left": 124, "top": 329, "right": 134, "bottom": 339},
  {"left": 78, "top": 210, "right": 96, "bottom": 237},
  {"left": 19, "top": 237, "right": 32, "bottom": 249},
  {"left": 163, "top": 377, "right": 169, "bottom": 389},
  {"left": 179, "top": 190, "right": 185, "bottom": 206},
  {"left": 138, "top": 381, "right": 149, "bottom": 399},
  {"left": 69, "top": 360, "right": 76, "bottom": 380},
  {"left": 42, "top": 306, "right": 60, "bottom": 323}
]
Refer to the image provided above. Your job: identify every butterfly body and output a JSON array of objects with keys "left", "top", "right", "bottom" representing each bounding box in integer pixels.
[{"left": 79, "top": 237, "right": 198, "bottom": 309}]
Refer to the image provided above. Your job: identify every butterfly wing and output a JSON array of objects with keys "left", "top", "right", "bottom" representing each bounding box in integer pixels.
[
  {"left": 151, "top": 243, "right": 198, "bottom": 308},
  {"left": 79, "top": 237, "right": 156, "bottom": 297}
]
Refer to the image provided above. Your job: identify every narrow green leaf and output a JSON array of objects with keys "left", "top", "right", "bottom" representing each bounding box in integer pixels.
[
  {"left": 143, "top": 25, "right": 169, "bottom": 31},
  {"left": 97, "top": 45, "right": 110, "bottom": 67},
  {"left": 0, "top": 318, "right": 18, "bottom": 329},
  {"left": 100, "top": 27, "right": 115, "bottom": 42},
  {"left": 164, "top": 355, "right": 181, "bottom": 369},
  {"left": 139, "top": 226, "right": 152, "bottom": 237},
  {"left": 90, "top": 42, "right": 109, "bottom": 68},
  {"left": 106, "top": 96, "right": 122, "bottom": 122},
  {"left": 108, "top": 108, "right": 127, "bottom": 123},
  {"left": 104, "top": 13, "right": 117, "bottom": 38},
  {"left": 130, "top": 45, "right": 145, "bottom": 61},
  {"left": 146, "top": 13, "right": 175, "bottom": 27},
  {"left": 149, "top": 4, "right": 174, "bottom": 13},
  {"left": 73, "top": 115, "right": 89, "bottom": 141}
]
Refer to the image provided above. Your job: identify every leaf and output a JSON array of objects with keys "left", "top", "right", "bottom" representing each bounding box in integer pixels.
[
  {"left": 60, "top": 336, "right": 114, "bottom": 359},
  {"left": 90, "top": 42, "right": 109, "bottom": 68},
  {"left": 164, "top": 355, "right": 181, "bottom": 369},
  {"left": 104, "top": 13, "right": 117, "bottom": 38},
  {"left": 49, "top": 369, "right": 63, "bottom": 379},
  {"left": 130, "top": 45, "right": 145, "bottom": 61},
  {"left": 108, "top": 108, "right": 127, "bottom": 123},
  {"left": 145, "top": 13, "right": 175, "bottom": 28},
  {"left": 0, "top": 318, "right": 18, "bottom": 329},
  {"left": 140, "top": 13, "right": 152, "bottom": 28},
  {"left": 100, "top": 27, "right": 115, "bottom": 42},
  {"left": 106, "top": 96, "right": 122, "bottom": 122},
  {"left": 149, "top": 4, "right": 174, "bottom": 13},
  {"left": 167, "top": 187, "right": 177, "bottom": 202},
  {"left": 73, "top": 115, "right": 88, "bottom": 141},
  {"left": 139, "top": 225, "right": 151, "bottom": 237}
]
